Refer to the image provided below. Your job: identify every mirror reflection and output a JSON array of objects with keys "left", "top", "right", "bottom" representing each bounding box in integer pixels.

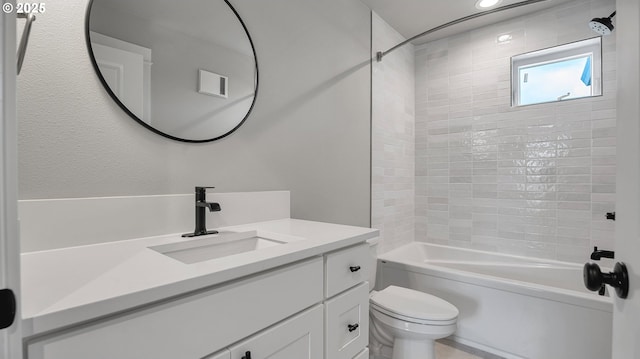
[{"left": 87, "top": 0, "right": 258, "bottom": 142}]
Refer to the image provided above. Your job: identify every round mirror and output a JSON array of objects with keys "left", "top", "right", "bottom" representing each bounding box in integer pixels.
[{"left": 86, "top": 0, "right": 258, "bottom": 142}]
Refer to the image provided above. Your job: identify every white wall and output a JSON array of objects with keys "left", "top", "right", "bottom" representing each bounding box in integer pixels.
[
  {"left": 371, "top": 13, "right": 415, "bottom": 254},
  {"left": 414, "top": 0, "right": 617, "bottom": 262},
  {"left": 17, "top": 0, "right": 371, "bottom": 228}
]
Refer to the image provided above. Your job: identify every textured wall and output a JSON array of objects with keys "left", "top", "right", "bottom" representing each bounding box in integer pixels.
[
  {"left": 415, "top": 0, "right": 616, "bottom": 262},
  {"left": 17, "top": 0, "right": 371, "bottom": 228},
  {"left": 371, "top": 13, "right": 415, "bottom": 254}
]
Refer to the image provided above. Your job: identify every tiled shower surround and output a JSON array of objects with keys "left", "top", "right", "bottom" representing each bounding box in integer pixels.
[
  {"left": 372, "top": 13, "right": 416, "bottom": 254},
  {"left": 414, "top": 0, "right": 616, "bottom": 262}
]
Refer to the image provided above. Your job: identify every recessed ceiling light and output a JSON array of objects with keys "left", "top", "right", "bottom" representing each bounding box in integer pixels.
[
  {"left": 497, "top": 34, "right": 513, "bottom": 43},
  {"left": 476, "top": 0, "right": 503, "bottom": 9}
]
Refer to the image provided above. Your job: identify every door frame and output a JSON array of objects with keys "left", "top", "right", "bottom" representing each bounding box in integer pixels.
[
  {"left": 0, "top": 3, "right": 21, "bottom": 359},
  {"left": 612, "top": 0, "right": 640, "bottom": 357}
]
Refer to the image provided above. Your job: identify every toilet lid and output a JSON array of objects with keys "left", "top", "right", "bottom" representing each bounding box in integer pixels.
[{"left": 370, "top": 286, "right": 458, "bottom": 322}]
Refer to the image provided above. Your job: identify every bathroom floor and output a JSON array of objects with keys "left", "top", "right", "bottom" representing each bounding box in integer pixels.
[{"left": 436, "top": 339, "right": 505, "bottom": 359}]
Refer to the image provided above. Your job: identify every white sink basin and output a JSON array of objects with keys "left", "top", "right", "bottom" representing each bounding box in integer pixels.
[{"left": 149, "top": 231, "right": 286, "bottom": 264}]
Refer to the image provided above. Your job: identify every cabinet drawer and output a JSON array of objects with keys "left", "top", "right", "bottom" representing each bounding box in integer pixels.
[
  {"left": 325, "top": 282, "right": 369, "bottom": 359},
  {"left": 325, "top": 243, "right": 369, "bottom": 298},
  {"left": 229, "top": 305, "right": 323, "bottom": 359},
  {"left": 353, "top": 348, "right": 369, "bottom": 359},
  {"left": 27, "top": 258, "right": 323, "bottom": 359}
]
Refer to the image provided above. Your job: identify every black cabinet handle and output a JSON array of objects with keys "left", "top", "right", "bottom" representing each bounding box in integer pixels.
[
  {"left": 348, "top": 323, "right": 359, "bottom": 332},
  {"left": 241, "top": 351, "right": 252, "bottom": 359},
  {"left": 349, "top": 265, "right": 361, "bottom": 272}
]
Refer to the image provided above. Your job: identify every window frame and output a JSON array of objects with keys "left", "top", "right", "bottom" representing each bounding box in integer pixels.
[{"left": 511, "top": 37, "right": 603, "bottom": 107}]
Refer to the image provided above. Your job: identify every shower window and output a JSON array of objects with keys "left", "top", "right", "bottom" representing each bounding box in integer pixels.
[{"left": 511, "top": 37, "right": 602, "bottom": 106}]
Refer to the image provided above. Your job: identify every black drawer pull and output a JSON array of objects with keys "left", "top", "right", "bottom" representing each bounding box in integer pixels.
[
  {"left": 349, "top": 265, "right": 361, "bottom": 272},
  {"left": 348, "top": 323, "right": 359, "bottom": 332},
  {"left": 241, "top": 351, "right": 251, "bottom": 359}
]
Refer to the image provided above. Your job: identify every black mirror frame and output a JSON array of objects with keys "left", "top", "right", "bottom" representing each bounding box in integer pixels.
[{"left": 84, "top": 0, "right": 259, "bottom": 143}]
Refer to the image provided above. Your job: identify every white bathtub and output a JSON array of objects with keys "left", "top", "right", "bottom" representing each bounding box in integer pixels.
[{"left": 376, "top": 242, "right": 613, "bottom": 359}]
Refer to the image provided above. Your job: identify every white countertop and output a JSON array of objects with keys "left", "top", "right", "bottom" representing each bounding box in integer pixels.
[{"left": 21, "top": 219, "right": 378, "bottom": 337}]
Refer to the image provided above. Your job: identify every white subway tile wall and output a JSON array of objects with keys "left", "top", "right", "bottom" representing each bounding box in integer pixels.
[
  {"left": 414, "top": 0, "right": 616, "bottom": 262},
  {"left": 372, "top": 12, "right": 416, "bottom": 254}
]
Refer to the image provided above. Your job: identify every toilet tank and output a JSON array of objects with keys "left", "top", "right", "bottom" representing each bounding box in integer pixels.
[{"left": 367, "top": 237, "right": 380, "bottom": 292}]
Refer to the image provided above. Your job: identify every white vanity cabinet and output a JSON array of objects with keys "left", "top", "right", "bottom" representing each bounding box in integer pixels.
[
  {"left": 323, "top": 243, "right": 370, "bottom": 359},
  {"left": 26, "top": 258, "right": 324, "bottom": 359},
  {"left": 25, "top": 241, "right": 374, "bottom": 359},
  {"left": 325, "top": 282, "right": 369, "bottom": 359},
  {"left": 353, "top": 348, "right": 370, "bottom": 359},
  {"left": 228, "top": 305, "right": 323, "bottom": 359},
  {"left": 324, "top": 242, "right": 369, "bottom": 297},
  {"left": 205, "top": 350, "right": 231, "bottom": 359}
]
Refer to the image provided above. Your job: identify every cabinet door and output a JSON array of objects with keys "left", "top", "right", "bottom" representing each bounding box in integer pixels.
[
  {"left": 325, "top": 283, "right": 369, "bottom": 359},
  {"left": 229, "top": 305, "right": 323, "bottom": 359},
  {"left": 352, "top": 348, "right": 369, "bottom": 359}
]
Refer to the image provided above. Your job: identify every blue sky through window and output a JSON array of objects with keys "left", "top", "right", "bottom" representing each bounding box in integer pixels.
[{"left": 519, "top": 55, "right": 592, "bottom": 106}]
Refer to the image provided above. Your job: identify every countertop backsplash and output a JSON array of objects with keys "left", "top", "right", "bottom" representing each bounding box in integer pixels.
[{"left": 19, "top": 191, "right": 290, "bottom": 252}]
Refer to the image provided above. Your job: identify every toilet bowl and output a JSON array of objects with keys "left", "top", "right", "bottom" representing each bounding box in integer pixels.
[
  {"left": 367, "top": 239, "right": 458, "bottom": 359},
  {"left": 369, "top": 286, "right": 458, "bottom": 359}
]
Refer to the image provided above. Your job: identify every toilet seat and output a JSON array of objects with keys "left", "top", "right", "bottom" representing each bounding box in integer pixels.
[
  {"left": 370, "top": 307, "right": 457, "bottom": 338},
  {"left": 370, "top": 286, "right": 458, "bottom": 325},
  {"left": 371, "top": 303, "right": 457, "bottom": 326}
]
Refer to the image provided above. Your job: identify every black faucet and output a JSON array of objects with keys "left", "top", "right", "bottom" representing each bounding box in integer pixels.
[
  {"left": 590, "top": 246, "right": 615, "bottom": 260},
  {"left": 182, "top": 187, "right": 221, "bottom": 238}
]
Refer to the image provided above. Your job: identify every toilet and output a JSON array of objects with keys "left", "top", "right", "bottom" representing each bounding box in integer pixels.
[{"left": 367, "top": 239, "right": 459, "bottom": 359}]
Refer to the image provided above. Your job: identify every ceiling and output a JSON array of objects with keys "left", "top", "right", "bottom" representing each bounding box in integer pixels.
[{"left": 360, "top": 0, "right": 577, "bottom": 45}]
